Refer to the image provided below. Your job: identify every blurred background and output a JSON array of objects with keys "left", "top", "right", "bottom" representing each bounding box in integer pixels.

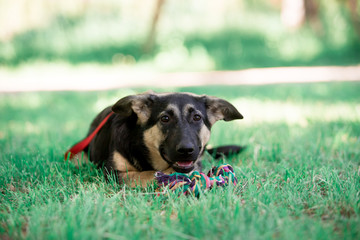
[{"left": 0, "top": 0, "right": 359, "bottom": 90}]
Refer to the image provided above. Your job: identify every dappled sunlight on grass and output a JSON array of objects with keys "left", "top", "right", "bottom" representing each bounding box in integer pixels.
[
  {"left": 232, "top": 98, "right": 360, "bottom": 126},
  {"left": 0, "top": 92, "right": 43, "bottom": 109}
]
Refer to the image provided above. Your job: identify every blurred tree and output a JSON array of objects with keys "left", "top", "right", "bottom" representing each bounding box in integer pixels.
[
  {"left": 281, "top": 0, "right": 359, "bottom": 37},
  {"left": 143, "top": 0, "right": 165, "bottom": 53},
  {"left": 348, "top": 0, "right": 360, "bottom": 36},
  {"left": 281, "top": 0, "right": 321, "bottom": 31},
  {"left": 304, "top": 0, "right": 322, "bottom": 33},
  {"left": 0, "top": 0, "right": 88, "bottom": 41},
  {"left": 1, "top": 0, "right": 359, "bottom": 67},
  {"left": 281, "top": 0, "right": 306, "bottom": 29}
]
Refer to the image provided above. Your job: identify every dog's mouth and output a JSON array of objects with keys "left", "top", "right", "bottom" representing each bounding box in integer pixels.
[
  {"left": 160, "top": 149, "right": 195, "bottom": 173},
  {"left": 172, "top": 161, "right": 195, "bottom": 173}
]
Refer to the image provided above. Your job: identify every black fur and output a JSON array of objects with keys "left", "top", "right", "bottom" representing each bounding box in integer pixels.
[{"left": 81, "top": 92, "right": 243, "bottom": 185}]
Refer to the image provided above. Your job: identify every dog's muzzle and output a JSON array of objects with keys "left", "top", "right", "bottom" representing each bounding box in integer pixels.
[{"left": 160, "top": 145, "right": 201, "bottom": 173}]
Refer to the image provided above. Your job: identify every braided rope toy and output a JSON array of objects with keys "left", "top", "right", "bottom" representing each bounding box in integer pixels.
[{"left": 155, "top": 164, "right": 237, "bottom": 197}]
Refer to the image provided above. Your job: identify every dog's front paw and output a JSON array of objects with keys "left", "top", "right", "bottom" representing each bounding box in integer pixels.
[{"left": 163, "top": 167, "right": 175, "bottom": 175}]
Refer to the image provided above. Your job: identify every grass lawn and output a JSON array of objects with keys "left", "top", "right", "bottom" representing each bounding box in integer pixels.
[{"left": 0, "top": 82, "right": 360, "bottom": 239}]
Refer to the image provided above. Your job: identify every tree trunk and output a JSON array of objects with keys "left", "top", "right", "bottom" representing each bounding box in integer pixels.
[
  {"left": 281, "top": 0, "right": 306, "bottom": 29},
  {"left": 143, "top": 0, "right": 165, "bottom": 53},
  {"left": 348, "top": 0, "right": 360, "bottom": 37}
]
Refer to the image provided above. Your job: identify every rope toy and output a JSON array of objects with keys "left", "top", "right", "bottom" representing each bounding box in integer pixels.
[{"left": 155, "top": 164, "right": 237, "bottom": 197}]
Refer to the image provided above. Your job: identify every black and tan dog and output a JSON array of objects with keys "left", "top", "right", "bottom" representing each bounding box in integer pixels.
[{"left": 73, "top": 91, "right": 243, "bottom": 187}]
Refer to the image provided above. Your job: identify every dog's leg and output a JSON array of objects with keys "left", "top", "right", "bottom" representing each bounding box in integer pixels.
[
  {"left": 111, "top": 151, "right": 175, "bottom": 187},
  {"left": 119, "top": 171, "right": 157, "bottom": 188},
  {"left": 119, "top": 167, "right": 175, "bottom": 188}
]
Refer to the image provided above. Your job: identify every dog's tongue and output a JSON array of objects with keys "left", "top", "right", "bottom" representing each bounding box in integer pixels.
[{"left": 176, "top": 161, "right": 193, "bottom": 167}]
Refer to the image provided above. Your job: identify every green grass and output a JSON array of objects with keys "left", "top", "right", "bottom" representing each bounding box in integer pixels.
[{"left": 1, "top": 82, "right": 360, "bottom": 239}]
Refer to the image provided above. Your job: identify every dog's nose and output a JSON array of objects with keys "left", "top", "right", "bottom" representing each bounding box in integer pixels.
[{"left": 176, "top": 144, "right": 195, "bottom": 156}]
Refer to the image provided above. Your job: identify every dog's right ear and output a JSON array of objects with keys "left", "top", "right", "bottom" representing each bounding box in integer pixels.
[{"left": 112, "top": 92, "right": 157, "bottom": 124}]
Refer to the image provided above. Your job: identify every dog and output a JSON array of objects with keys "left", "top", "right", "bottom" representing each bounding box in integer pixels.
[{"left": 71, "top": 91, "right": 243, "bottom": 187}]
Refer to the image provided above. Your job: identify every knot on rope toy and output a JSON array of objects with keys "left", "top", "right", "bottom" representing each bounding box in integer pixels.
[{"left": 155, "top": 164, "right": 238, "bottom": 197}]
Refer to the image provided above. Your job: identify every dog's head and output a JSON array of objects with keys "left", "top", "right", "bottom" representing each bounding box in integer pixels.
[{"left": 112, "top": 92, "right": 243, "bottom": 173}]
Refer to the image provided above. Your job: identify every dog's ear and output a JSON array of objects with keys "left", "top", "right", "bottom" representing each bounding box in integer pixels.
[
  {"left": 112, "top": 92, "right": 157, "bottom": 124},
  {"left": 203, "top": 96, "right": 243, "bottom": 125}
]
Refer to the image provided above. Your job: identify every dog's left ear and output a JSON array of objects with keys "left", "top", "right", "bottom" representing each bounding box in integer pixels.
[
  {"left": 112, "top": 92, "right": 157, "bottom": 124},
  {"left": 203, "top": 96, "right": 243, "bottom": 125}
]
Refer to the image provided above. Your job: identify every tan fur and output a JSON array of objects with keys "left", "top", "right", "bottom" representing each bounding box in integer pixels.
[
  {"left": 162, "top": 104, "right": 181, "bottom": 119},
  {"left": 112, "top": 150, "right": 174, "bottom": 187},
  {"left": 207, "top": 108, "right": 224, "bottom": 125},
  {"left": 206, "top": 97, "right": 225, "bottom": 125},
  {"left": 112, "top": 151, "right": 138, "bottom": 172},
  {"left": 120, "top": 167, "right": 174, "bottom": 188},
  {"left": 199, "top": 124, "right": 211, "bottom": 148},
  {"left": 131, "top": 99, "right": 152, "bottom": 125},
  {"left": 143, "top": 125, "right": 170, "bottom": 171},
  {"left": 120, "top": 171, "right": 157, "bottom": 188},
  {"left": 199, "top": 124, "right": 211, "bottom": 159},
  {"left": 183, "top": 104, "right": 196, "bottom": 117},
  {"left": 131, "top": 93, "right": 183, "bottom": 125}
]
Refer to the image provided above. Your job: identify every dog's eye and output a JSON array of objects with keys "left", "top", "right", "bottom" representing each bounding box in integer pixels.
[
  {"left": 160, "top": 115, "right": 170, "bottom": 123},
  {"left": 193, "top": 114, "right": 202, "bottom": 122}
]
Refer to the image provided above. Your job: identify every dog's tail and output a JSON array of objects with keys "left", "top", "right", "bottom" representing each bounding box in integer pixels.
[{"left": 206, "top": 145, "right": 246, "bottom": 159}]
